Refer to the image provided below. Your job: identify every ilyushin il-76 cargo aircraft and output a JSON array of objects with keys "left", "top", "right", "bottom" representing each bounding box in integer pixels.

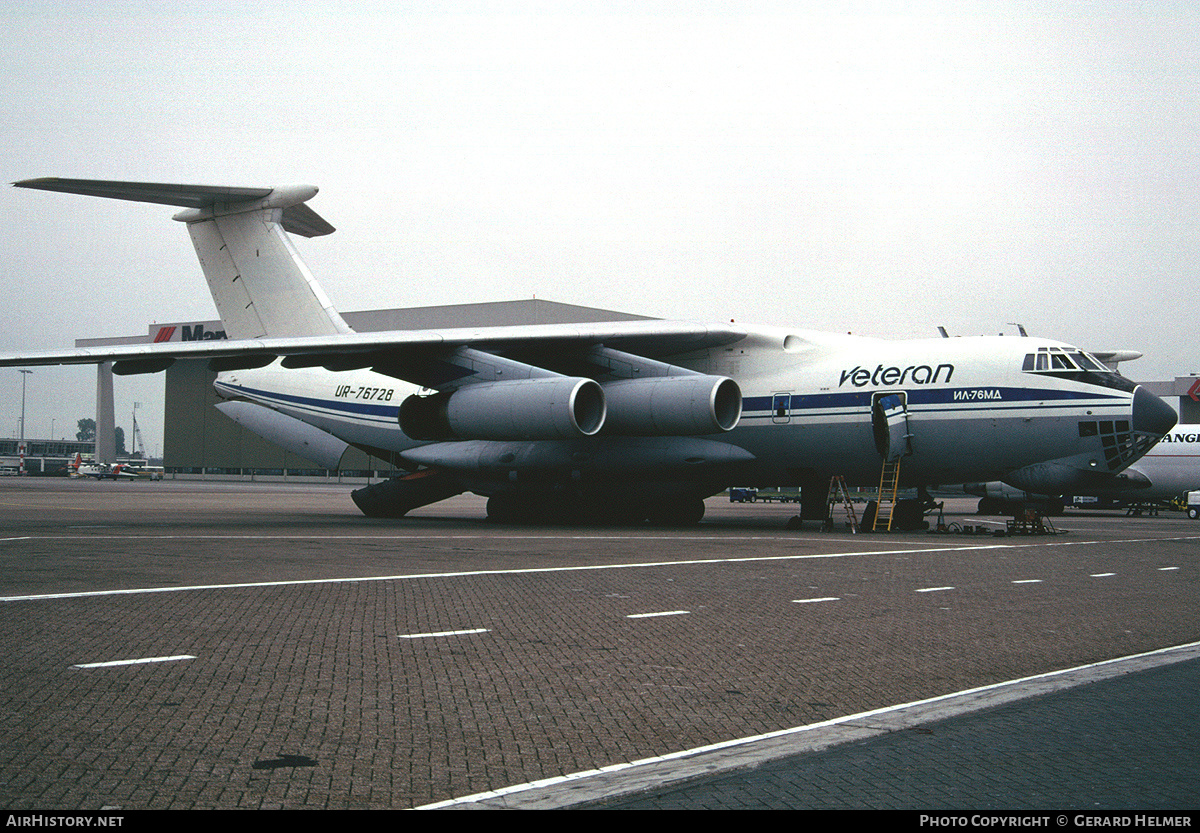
[{"left": 0, "top": 178, "right": 1178, "bottom": 525}]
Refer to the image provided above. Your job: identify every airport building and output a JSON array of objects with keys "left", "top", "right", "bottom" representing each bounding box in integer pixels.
[{"left": 0, "top": 438, "right": 95, "bottom": 476}]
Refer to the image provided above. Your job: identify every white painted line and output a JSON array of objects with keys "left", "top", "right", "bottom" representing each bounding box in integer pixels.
[
  {"left": 1091, "top": 572, "right": 1116, "bottom": 578},
  {"left": 0, "top": 544, "right": 1017, "bottom": 603},
  {"left": 11, "top": 532, "right": 1200, "bottom": 545},
  {"left": 915, "top": 586, "right": 954, "bottom": 593},
  {"left": 415, "top": 640, "right": 1200, "bottom": 810},
  {"left": 626, "top": 611, "right": 689, "bottom": 619},
  {"left": 398, "top": 628, "right": 489, "bottom": 639},
  {"left": 5, "top": 534, "right": 1196, "bottom": 604},
  {"left": 73, "top": 655, "right": 195, "bottom": 669},
  {"left": 1011, "top": 579, "right": 1043, "bottom": 584},
  {"left": 792, "top": 597, "right": 840, "bottom": 604},
  {"left": 1159, "top": 567, "right": 1180, "bottom": 571}
]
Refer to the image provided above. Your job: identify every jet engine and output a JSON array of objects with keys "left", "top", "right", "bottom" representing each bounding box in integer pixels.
[
  {"left": 602, "top": 375, "right": 742, "bottom": 435},
  {"left": 398, "top": 377, "right": 606, "bottom": 441}
]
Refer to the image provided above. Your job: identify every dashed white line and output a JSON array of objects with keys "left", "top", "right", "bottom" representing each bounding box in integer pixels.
[
  {"left": 1091, "top": 573, "right": 1116, "bottom": 578},
  {"left": 398, "top": 628, "right": 489, "bottom": 639},
  {"left": 626, "top": 611, "right": 689, "bottom": 619},
  {"left": 915, "top": 586, "right": 954, "bottom": 593},
  {"left": 1159, "top": 567, "right": 1180, "bottom": 571},
  {"left": 792, "top": 597, "right": 840, "bottom": 604},
  {"left": 1012, "top": 579, "right": 1043, "bottom": 584},
  {"left": 73, "top": 655, "right": 195, "bottom": 669}
]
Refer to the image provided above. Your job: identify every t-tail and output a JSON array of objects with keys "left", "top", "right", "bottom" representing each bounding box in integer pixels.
[{"left": 13, "top": 178, "right": 353, "bottom": 339}]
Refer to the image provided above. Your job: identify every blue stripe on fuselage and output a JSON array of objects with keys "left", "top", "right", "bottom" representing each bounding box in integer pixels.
[
  {"left": 742, "top": 386, "right": 1125, "bottom": 417},
  {"left": 215, "top": 381, "right": 400, "bottom": 423}
]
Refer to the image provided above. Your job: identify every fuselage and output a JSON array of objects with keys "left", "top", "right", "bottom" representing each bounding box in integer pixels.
[
  {"left": 1126, "top": 429, "right": 1200, "bottom": 498},
  {"left": 213, "top": 327, "right": 1175, "bottom": 494}
]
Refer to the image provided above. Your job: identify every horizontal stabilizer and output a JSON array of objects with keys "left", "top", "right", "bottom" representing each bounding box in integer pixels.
[
  {"left": 14, "top": 178, "right": 270, "bottom": 207},
  {"left": 13, "top": 177, "right": 334, "bottom": 237}
]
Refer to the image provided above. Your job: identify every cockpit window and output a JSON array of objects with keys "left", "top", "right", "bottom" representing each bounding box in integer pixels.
[
  {"left": 1022, "top": 347, "right": 1137, "bottom": 393},
  {"left": 1071, "top": 352, "right": 1107, "bottom": 372}
]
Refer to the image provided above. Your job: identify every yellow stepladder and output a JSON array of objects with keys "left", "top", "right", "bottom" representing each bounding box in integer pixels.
[{"left": 873, "top": 458, "right": 902, "bottom": 531}]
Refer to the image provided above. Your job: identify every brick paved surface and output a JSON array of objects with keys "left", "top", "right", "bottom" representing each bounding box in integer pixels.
[
  {"left": 586, "top": 656, "right": 1200, "bottom": 810},
  {"left": 0, "top": 480, "right": 1197, "bottom": 810}
]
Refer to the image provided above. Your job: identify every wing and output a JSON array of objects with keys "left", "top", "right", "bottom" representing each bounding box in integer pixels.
[{"left": 0, "top": 319, "right": 746, "bottom": 386}]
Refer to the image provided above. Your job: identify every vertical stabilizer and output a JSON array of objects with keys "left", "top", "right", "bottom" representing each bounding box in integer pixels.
[{"left": 12, "top": 178, "right": 354, "bottom": 339}]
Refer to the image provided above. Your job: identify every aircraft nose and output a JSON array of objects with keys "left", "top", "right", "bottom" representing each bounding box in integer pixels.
[{"left": 1132, "top": 386, "right": 1178, "bottom": 437}]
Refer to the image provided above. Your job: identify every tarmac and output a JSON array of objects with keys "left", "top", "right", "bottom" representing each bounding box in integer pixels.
[
  {"left": 0, "top": 478, "right": 1197, "bottom": 813},
  {"left": 573, "top": 649, "right": 1200, "bottom": 811}
]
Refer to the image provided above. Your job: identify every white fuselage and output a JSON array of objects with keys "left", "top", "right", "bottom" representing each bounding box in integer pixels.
[
  {"left": 1126, "top": 430, "right": 1200, "bottom": 498},
  {"left": 213, "top": 327, "right": 1155, "bottom": 492}
]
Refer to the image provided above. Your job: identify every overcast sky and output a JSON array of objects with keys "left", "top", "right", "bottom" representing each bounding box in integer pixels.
[{"left": 2, "top": 0, "right": 1199, "bottom": 454}]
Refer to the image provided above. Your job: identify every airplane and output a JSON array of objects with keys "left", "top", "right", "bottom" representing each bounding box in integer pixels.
[
  {"left": 69, "top": 452, "right": 138, "bottom": 480},
  {"left": 0, "top": 177, "right": 1179, "bottom": 525},
  {"left": 965, "top": 424, "right": 1200, "bottom": 514},
  {"left": 121, "top": 463, "right": 165, "bottom": 481}
]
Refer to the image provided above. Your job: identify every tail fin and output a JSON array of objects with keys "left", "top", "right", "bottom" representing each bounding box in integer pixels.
[{"left": 13, "top": 178, "right": 353, "bottom": 339}]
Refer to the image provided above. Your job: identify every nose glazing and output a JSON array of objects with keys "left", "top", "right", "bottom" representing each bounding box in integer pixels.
[{"left": 1132, "top": 386, "right": 1178, "bottom": 437}]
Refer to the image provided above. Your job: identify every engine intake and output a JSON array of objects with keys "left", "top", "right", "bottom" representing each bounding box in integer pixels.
[
  {"left": 399, "top": 377, "right": 606, "bottom": 441},
  {"left": 602, "top": 375, "right": 742, "bottom": 435}
]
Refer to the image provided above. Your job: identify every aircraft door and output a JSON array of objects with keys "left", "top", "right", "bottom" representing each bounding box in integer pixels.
[
  {"left": 772, "top": 392, "right": 792, "bottom": 424},
  {"left": 872, "top": 392, "right": 912, "bottom": 461}
]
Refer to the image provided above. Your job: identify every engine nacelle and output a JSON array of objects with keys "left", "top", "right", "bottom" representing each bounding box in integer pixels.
[
  {"left": 602, "top": 375, "right": 742, "bottom": 436},
  {"left": 399, "top": 377, "right": 606, "bottom": 441}
]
